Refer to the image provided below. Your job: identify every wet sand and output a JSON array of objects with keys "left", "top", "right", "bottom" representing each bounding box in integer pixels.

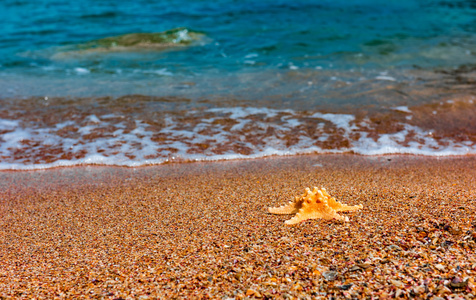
[{"left": 1, "top": 155, "right": 475, "bottom": 299}]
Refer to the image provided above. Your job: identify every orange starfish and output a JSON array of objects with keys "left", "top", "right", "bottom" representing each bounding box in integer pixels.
[{"left": 268, "top": 187, "right": 363, "bottom": 225}]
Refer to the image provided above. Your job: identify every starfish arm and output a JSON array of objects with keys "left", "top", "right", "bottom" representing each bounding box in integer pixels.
[
  {"left": 327, "top": 197, "right": 363, "bottom": 212},
  {"left": 285, "top": 211, "right": 322, "bottom": 225},
  {"left": 268, "top": 198, "right": 302, "bottom": 215},
  {"left": 284, "top": 200, "right": 345, "bottom": 225},
  {"left": 337, "top": 203, "right": 363, "bottom": 212}
]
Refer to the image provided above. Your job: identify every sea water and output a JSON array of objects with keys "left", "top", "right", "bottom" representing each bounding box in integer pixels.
[{"left": 0, "top": 0, "right": 475, "bottom": 169}]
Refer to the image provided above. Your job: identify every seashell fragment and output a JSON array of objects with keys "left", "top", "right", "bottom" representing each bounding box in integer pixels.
[{"left": 268, "top": 187, "right": 363, "bottom": 225}]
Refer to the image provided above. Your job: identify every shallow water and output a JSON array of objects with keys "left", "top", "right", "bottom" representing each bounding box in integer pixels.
[{"left": 1, "top": 0, "right": 475, "bottom": 169}]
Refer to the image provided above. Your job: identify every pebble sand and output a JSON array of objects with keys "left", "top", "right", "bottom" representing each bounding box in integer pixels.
[{"left": 1, "top": 155, "right": 475, "bottom": 299}]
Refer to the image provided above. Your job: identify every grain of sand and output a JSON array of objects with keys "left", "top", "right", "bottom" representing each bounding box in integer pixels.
[{"left": 1, "top": 155, "right": 475, "bottom": 299}]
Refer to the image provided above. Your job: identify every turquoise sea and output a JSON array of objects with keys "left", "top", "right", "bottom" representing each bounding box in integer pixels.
[{"left": 0, "top": 0, "right": 475, "bottom": 169}]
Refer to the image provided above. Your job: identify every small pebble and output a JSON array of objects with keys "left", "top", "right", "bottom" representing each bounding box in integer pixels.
[
  {"left": 337, "top": 284, "right": 352, "bottom": 290},
  {"left": 322, "top": 271, "right": 338, "bottom": 281},
  {"left": 386, "top": 244, "right": 402, "bottom": 251},
  {"left": 395, "top": 289, "right": 404, "bottom": 297},
  {"left": 389, "top": 279, "right": 404, "bottom": 288}
]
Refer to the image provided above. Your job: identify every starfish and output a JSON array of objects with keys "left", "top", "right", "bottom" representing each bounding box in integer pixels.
[{"left": 268, "top": 187, "right": 363, "bottom": 225}]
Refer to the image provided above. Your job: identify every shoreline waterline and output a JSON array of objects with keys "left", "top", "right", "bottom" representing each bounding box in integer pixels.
[
  {"left": 1, "top": 92, "right": 475, "bottom": 170},
  {"left": 1, "top": 152, "right": 476, "bottom": 172}
]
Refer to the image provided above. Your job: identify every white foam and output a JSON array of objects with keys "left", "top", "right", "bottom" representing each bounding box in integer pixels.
[
  {"left": 376, "top": 75, "right": 396, "bottom": 81},
  {"left": 87, "top": 114, "right": 101, "bottom": 123},
  {"left": 172, "top": 28, "right": 191, "bottom": 43},
  {"left": 0, "top": 108, "right": 475, "bottom": 170},
  {"left": 140, "top": 69, "right": 174, "bottom": 76},
  {"left": 74, "top": 67, "right": 90, "bottom": 74},
  {"left": 0, "top": 119, "right": 19, "bottom": 128},
  {"left": 245, "top": 53, "right": 259, "bottom": 59},
  {"left": 2, "top": 128, "right": 30, "bottom": 143},
  {"left": 311, "top": 112, "right": 356, "bottom": 130},
  {"left": 283, "top": 117, "right": 301, "bottom": 128},
  {"left": 392, "top": 106, "right": 412, "bottom": 113},
  {"left": 153, "top": 68, "right": 173, "bottom": 76},
  {"left": 55, "top": 120, "right": 75, "bottom": 129},
  {"left": 208, "top": 107, "right": 285, "bottom": 119},
  {"left": 352, "top": 123, "right": 474, "bottom": 156}
]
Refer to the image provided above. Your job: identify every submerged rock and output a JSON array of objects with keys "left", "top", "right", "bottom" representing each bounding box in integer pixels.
[
  {"left": 87, "top": 28, "right": 202, "bottom": 48},
  {"left": 54, "top": 27, "right": 206, "bottom": 57}
]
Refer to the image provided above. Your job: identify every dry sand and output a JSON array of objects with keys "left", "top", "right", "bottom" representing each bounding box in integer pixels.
[{"left": 1, "top": 155, "right": 475, "bottom": 299}]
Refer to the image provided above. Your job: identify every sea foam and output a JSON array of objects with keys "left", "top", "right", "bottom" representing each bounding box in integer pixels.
[{"left": 0, "top": 107, "right": 475, "bottom": 170}]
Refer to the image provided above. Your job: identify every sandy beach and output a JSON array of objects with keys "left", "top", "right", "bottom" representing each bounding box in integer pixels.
[{"left": 1, "top": 155, "right": 475, "bottom": 299}]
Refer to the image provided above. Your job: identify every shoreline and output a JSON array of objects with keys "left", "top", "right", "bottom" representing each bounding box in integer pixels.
[
  {"left": 1, "top": 94, "right": 475, "bottom": 170},
  {"left": 1, "top": 152, "right": 475, "bottom": 172},
  {"left": 1, "top": 154, "right": 475, "bottom": 298}
]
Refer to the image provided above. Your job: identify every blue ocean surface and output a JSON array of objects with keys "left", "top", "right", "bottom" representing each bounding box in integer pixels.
[
  {"left": 1, "top": 0, "right": 475, "bottom": 97},
  {"left": 0, "top": 0, "right": 475, "bottom": 169}
]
